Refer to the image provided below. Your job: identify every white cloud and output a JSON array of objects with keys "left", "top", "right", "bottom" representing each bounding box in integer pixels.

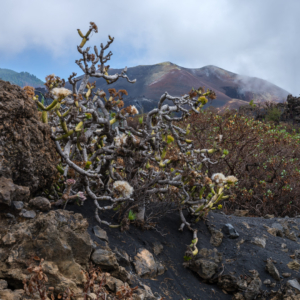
[{"left": 1, "top": 0, "right": 299, "bottom": 95}]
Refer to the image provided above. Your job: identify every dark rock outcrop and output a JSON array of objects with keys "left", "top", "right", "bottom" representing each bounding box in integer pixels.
[
  {"left": 0, "top": 80, "right": 59, "bottom": 202},
  {"left": 287, "top": 94, "right": 300, "bottom": 123},
  {"left": 0, "top": 210, "right": 93, "bottom": 294},
  {"left": 0, "top": 208, "right": 154, "bottom": 299},
  {"left": 0, "top": 176, "right": 30, "bottom": 206},
  {"left": 238, "top": 94, "right": 300, "bottom": 126}
]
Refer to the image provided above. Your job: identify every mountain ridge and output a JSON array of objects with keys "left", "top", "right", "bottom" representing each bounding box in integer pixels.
[
  {"left": 0, "top": 68, "right": 44, "bottom": 88},
  {"left": 1, "top": 63, "right": 290, "bottom": 112}
]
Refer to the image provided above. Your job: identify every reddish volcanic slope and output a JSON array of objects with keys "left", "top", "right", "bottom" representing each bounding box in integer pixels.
[
  {"left": 63, "top": 62, "right": 290, "bottom": 112},
  {"left": 144, "top": 68, "right": 232, "bottom": 107}
]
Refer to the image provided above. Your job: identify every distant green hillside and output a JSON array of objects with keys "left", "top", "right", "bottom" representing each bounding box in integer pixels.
[{"left": 0, "top": 68, "right": 45, "bottom": 88}]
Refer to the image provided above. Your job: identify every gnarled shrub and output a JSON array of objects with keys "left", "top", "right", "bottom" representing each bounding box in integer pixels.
[{"left": 23, "top": 22, "right": 235, "bottom": 237}]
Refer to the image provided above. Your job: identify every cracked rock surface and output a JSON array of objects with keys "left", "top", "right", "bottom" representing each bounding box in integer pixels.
[{"left": 0, "top": 80, "right": 59, "bottom": 203}]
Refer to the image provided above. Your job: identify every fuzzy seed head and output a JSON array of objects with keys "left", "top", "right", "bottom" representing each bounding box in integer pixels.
[
  {"left": 130, "top": 105, "right": 139, "bottom": 115},
  {"left": 169, "top": 186, "right": 179, "bottom": 193},
  {"left": 211, "top": 173, "right": 226, "bottom": 186},
  {"left": 204, "top": 177, "right": 212, "bottom": 185},
  {"left": 114, "top": 134, "right": 127, "bottom": 147},
  {"left": 226, "top": 175, "right": 238, "bottom": 185},
  {"left": 97, "top": 90, "right": 106, "bottom": 98},
  {"left": 113, "top": 181, "right": 133, "bottom": 198},
  {"left": 51, "top": 87, "right": 72, "bottom": 100}
]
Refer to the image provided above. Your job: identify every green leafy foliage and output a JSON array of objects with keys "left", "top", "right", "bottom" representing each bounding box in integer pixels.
[
  {"left": 128, "top": 210, "right": 136, "bottom": 221},
  {"left": 249, "top": 99, "right": 256, "bottom": 107},
  {"left": 184, "top": 255, "right": 192, "bottom": 261},
  {"left": 265, "top": 106, "right": 281, "bottom": 123},
  {"left": 167, "top": 135, "right": 174, "bottom": 144}
]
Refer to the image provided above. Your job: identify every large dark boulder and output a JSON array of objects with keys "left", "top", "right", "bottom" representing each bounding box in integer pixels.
[
  {"left": 0, "top": 80, "right": 59, "bottom": 203},
  {"left": 238, "top": 94, "right": 300, "bottom": 126},
  {"left": 287, "top": 94, "right": 300, "bottom": 122}
]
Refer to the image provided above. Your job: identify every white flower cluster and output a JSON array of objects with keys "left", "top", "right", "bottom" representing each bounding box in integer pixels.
[
  {"left": 77, "top": 191, "right": 87, "bottom": 201},
  {"left": 211, "top": 173, "right": 238, "bottom": 186},
  {"left": 226, "top": 176, "right": 238, "bottom": 185},
  {"left": 129, "top": 105, "right": 139, "bottom": 115},
  {"left": 51, "top": 87, "right": 72, "bottom": 100},
  {"left": 114, "top": 133, "right": 128, "bottom": 147},
  {"left": 113, "top": 181, "right": 134, "bottom": 198}
]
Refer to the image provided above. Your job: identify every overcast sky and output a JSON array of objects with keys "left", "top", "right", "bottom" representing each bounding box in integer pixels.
[{"left": 1, "top": 0, "right": 299, "bottom": 95}]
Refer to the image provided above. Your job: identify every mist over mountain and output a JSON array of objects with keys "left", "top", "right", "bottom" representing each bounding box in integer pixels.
[
  {"left": 64, "top": 62, "right": 290, "bottom": 111},
  {"left": 1, "top": 62, "right": 290, "bottom": 112}
]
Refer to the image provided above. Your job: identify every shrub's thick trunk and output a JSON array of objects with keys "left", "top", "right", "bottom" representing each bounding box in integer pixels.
[{"left": 136, "top": 200, "right": 145, "bottom": 222}]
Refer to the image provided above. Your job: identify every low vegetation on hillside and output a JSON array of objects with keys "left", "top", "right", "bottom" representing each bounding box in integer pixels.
[{"left": 185, "top": 109, "right": 300, "bottom": 217}]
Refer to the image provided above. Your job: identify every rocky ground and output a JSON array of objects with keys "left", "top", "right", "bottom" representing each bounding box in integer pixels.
[
  {"left": 60, "top": 202, "right": 300, "bottom": 300},
  {"left": 2, "top": 196, "right": 300, "bottom": 299}
]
